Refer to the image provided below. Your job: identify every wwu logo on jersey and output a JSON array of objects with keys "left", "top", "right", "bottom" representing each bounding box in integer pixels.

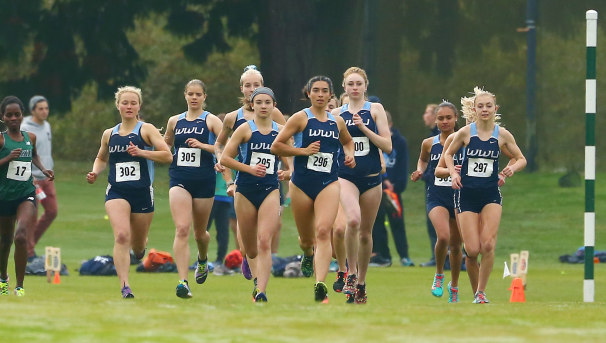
[
  {"left": 109, "top": 145, "right": 130, "bottom": 153},
  {"left": 175, "top": 127, "right": 204, "bottom": 136},
  {"left": 345, "top": 118, "right": 370, "bottom": 126},
  {"left": 430, "top": 153, "right": 442, "bottom": 161},
  {"left": 250, "top": 142, "right": 272, "bottom": 151},
  {"left": 309, "top": 129, "right": 338, "bottom": 139},
  {"left": 466, "top": 148, "right": 499, "bottom": 159},
  {"left": 20, "top": 149, "right": 32, "bottom": 158}
]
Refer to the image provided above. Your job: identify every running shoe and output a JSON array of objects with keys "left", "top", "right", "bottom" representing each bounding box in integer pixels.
[
  {"left": 121, "top": 285, "right": 134, "bottom": 299},
  {"left": 176, "top": 280, "right": 192, "bottom": 299},
  {"left": 314, "top": 282, "right": 328, "bottom": 303},
  {"left": 431, "top": 273, "right": 444, "bottom": 297},
  {"left": 346, "top": 294, "right": 355, "bottom": 304},
  {"left": 254, "top": 292, "right": 268, "bottom": 303},
  {"left": 333, "top": 271, "right": 347, "bottom": 293},
  {"left": 300, "top": 254, "right": 314, "bottom": 277},
  {"left": 343, "top": 274, "right": 357, "bottom": 295},
  {"left": 400, "top": 257, "right": 415, "bottom": 267},
  {"left": 472, "top": 291, "right": 489, "bottom": 304},
  {"left": 420, "top": 258, "right": 437, "bottom": 267},
  {"left": 241, "top": 257, "right": 252, "bottom": 280},
  {"left": 0, "top": 278, "right": 8, "bottom": 296},
  {"left": 134, "top": 248, "right": 146, "bottom": 261},
  {"left": 369, "top": 255, "right": 392, "bottom": 267},
  {"left": 448, "top": 281, "right": 459, "bottom": 303},
  {"left": 14, "top": 287, "right": 25, "bottom": 297},
  {"left": 354, "top": 284, "right": 367, "bottom": 304},
  {"left": 251, "top": 278, "right": 260, "bottom": 301},
  {"left": 213, "top": 262, "right": 235, "bottom": 276},
  {"left": 195, "top": 259, "right": 209, "bottom": 284}
]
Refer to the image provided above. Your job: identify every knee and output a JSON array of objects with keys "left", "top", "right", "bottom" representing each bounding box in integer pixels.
[
  {"left": 174, "top": 225, "right": 190, "bottom": 239},
  {"left": 347, "top": 217, "right": 361, "bottom": 230},
  {"left": 258, "top": 235, "right": 272, "bottom": 252},
  {"left": 436, "top": 234, "right": 449, "bottom": 245},
  {"left": 114, "top": 231, "right": 130, "bottom": 245},
  {"left": 359, "top": 230, "right": 372, "bottom": 245},
  {"left": 333, "top": 226, "right": 345, "bottom": 240},
  {"left": 13, "top": 227, "right": 27, "bottom": 246},
  {"left": 449, "top": 244, "right": 462, "bottom": 255},
  {"left": 46, "top": 209, "right": 58, "bottom": 221},
  {"left": 465, "top": 246, "right": 480, "bottom": 259},
  {"left": 480, "top": 241, "right": 495, "bottom": 255},
  {"left": 316, "top": 225, "right": 332, "bottom": 241}
]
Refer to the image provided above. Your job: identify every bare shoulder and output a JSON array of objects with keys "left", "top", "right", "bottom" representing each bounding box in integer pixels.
[
  {"left": 330, "top": 107, "right": 342, "bottom": 117},
  {"left": 370, "top": 102, "right": 386, "bottom": 113},
  {"left": 499, "top": 126, "right": 514, "bottom": 139}
]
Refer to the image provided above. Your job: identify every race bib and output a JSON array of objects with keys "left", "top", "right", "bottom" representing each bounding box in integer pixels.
[
  {"left": 307, "top": 152, "right": 333, "bottom": 173},
  {"left": 467, "top": 158, "right": 493, "bottom": 178},
  {"left": 115, "top": 162, "right": 140, "bottom": 182},
  {"left": 352, "top": 137, "right": 370, "bottom": 157},
  {"left": 250, "top": 152, "right": 275, "bottom": 175},
  {"left": 7, "top": 161, "right": 31, "bottom": 181},
  {"left": 177, "top": 147, "right": 201, "bottom": 167},
  {"left": 434, "top": 176, "right": 452, "bottom": 187}
]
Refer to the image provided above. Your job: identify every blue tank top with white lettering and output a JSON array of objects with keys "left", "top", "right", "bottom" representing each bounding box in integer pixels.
[
  {"left": 108, "top": 121, "right": 153, "bottom": 189},
  {"left": 169, "top": 112, "right": 216, "bottom": 180},
  {"left": 426, "top": 135, "right": 465, "bottom": 199},
  {"left": 460, "top": 123, "right": 500, "bottom": 188},
  {"left": 338, "top": 102, "right": 381, "bottom": 177},
  {"left": 293, "top": 109, "right": 340, "bottom": 180},
  {"left": 236, "top": 120, "right": 279, "bottom": 187}
]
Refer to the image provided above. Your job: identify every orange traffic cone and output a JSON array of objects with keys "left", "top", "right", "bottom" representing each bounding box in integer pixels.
[
  {"left": 509, "top": 277, "right": 525, "bottom": 302},
  {"left": 52, "top": 271, "right": 61, "bottom": 284}
]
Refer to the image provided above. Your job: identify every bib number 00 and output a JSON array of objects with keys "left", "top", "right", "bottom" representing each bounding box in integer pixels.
[
  {"left": 115, "top": 162, "right": 141, "bottom": 182},
  {"left": 467, "top": 158, "right": 493, "bottom": 178},
  {"left": 352, "top": 137, "right": 370, "bottom": 157},
  {"left": 177, "top": 148, "right": 201, "bottom": 167},
  {"left": 7, "top": 161, "right": 31, "bottom": 181},
  {"left": 250, "top": 152, "right": 275, "bottom": 175},
  {"left": 307, "top": 152, "right": 333, "bottom": 173}
]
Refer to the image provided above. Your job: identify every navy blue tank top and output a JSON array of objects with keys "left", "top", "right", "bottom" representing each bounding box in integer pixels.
[
  {"left": 108, "top": 121, "right": 153, "bottom": 189},
  {"left": 236, "top": 120, "right": 279, "bottom": 187},
  {"left": 293, "top": 109, "right": 340, "bottom": 180},
  {"left": 169, "top": 111, "right": 216, "bottom": 180},
  {"left": 338, "top": 102, "right": 381, "bottom": 176},
  {"left": 426, "top": 135, "right": 465, "bottom": 199},
  {"left": 461, "top": 123, "right": 500, "bottom": 188},
  {"left": 232, "top": 108, "right": 247, "bottom": 131}
]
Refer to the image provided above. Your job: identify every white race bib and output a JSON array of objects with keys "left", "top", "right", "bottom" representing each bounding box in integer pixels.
[
  {"left": 7, "top": 161, "right": 31, "bottom": 181},
  {"left": 177, "top": 147, "right": 201, "bottom": 167},
  {"left": 250, "top": 152, "right": 275, "bottom": 175},
  {"left": 434, "top": 176, "right": 452, "bottom": 187},
  {"left": 352, "top": 137, "right": 370, "bottom": 157},
  {"left": 467, "top": 158, "right": 493, "bottom": 178},
  {"left": 115, "top": 162, "right": 141, "bottom": 182},
  {"left": 307, "top": 152, "right": 333, "bottom": 173}
]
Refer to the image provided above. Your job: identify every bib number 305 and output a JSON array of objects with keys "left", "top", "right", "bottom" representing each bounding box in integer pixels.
[
  {"left": 177, "top": 148, "right": 201, "bottom": 167},
  {"left": 307, "top": 152, "right": 333, "bottom": 173},
  {"left": 467, "top": 158, "right": 493, "bottom": 178},
  {"left": 115, "top": 162, "right": 141, "bottom": 182}
]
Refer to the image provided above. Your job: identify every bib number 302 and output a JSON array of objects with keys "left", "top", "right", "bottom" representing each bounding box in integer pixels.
[{"left": 115, "top": 162, "right": 141, "bottom": 182}]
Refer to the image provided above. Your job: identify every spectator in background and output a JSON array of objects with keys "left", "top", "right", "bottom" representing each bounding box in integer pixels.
[
  {"left": 420, "top": 104, "right": 438, "bottom": 267},
  {"left": 370, "top": 108, "right": 413, "bottom": 267},
  {"left": 21, "top": 96, "right": 57, "bottom": 262},
  {"left": 207, "top": 167, "right": 236, "bottom": 276}
]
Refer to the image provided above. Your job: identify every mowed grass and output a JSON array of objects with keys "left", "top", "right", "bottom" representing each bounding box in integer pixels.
[{"left": 1, "top": 161, "right": 605, "bottom": 343}]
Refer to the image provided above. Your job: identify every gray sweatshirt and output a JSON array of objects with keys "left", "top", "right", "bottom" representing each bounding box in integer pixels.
[{"left": 21, "top": 116, "right": 54, "bottom": 180}]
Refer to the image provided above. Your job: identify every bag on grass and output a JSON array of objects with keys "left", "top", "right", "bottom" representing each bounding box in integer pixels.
[
  {"left": 138, "top": 249, "right": 174, "bottom": 272},
  {"left": 79, "top": 255, "right": 117, "bottom": 276},
  {"left": 26, "top": 256, "right": 69, "bottom": 276}
]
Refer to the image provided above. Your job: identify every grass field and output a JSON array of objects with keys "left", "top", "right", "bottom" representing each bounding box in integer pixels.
[{"left": 1, "top": 161, "right": 605, "bottom": 342}]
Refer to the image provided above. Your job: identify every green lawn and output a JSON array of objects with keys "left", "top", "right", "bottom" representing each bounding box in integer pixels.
[{"left": 1, "top": 161, "right": 605, "bottom": 342}]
